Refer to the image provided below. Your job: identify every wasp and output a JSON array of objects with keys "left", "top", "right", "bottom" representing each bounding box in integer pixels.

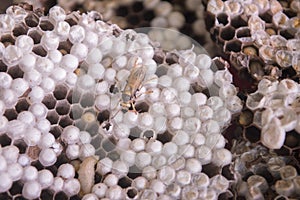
[
  {"left": 120, "top": 56, "right": 147, "bottom": 113},
  {"left": 101, "top": 57, "right": 152, "bottom": 131}
]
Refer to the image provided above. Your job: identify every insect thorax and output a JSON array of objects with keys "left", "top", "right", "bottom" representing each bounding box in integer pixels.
[{"left": 122, "top": 93, "right": 131, "bottom": 102}]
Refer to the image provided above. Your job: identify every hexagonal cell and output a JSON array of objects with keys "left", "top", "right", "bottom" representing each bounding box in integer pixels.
[
  {"left": 91, "top": 134, "right": 103, "bottom": 150},
  {"left": 7, "top": 65, "right": 24, "bottom": 79},
  {"left": 274, "top": 146, "right": 292, "bottom": 156},
  {"left": 127, "top": 165, "right": 142, "bottom": 179},
  {"left": 201, "top": 163, "right": 220, "bottom": 178},
  {"left": 225, "top": 39, "right": 242, "bottom": 52},
  {"left": 239, "top": 110, "right": 254, "bottom": 127},
  {"left": 95, "top": 148, "right": 106, "bottom": 160},
  {"left": 0, "top": 34, "right": 15, "bottom": 46},
  {"left": 85, "top": 121, "right": 99, "bottom": 137},
  {"left": 80, "top": 92, "right": 95, "bottom": 108},
  {"left": 14, "top": 139, "right": 27, "bottom": 154},
  {"left": 42, "top": 94, "right": 57, "bottom": 110},
  {"left": 244, "top": 125, "right": 261, "bottom": 143},
  {"left": 64, "top": 11, "right": 81, "bottom": 26},
  {"left": 0, "top": 60, "right": 8, "bottom": 72},
  {"left": 243, "top": 45, "right": 258, "bottom": 56},
  {"left": 157, "top": 131, "right": 173, "bottom": 144},
  {"left": 32, "top": 45, "right": 47, "bottom": 57},
  {"left": 236, "top": 27, "right": 251, "bottom": 39},
  {"left": 25, "top": 12, "right": 40, "bottom": 27},
  {"left": 4, "top": 108, "right": 18, "bottom": 121},
  {"left": 279, "top": 28, "right": 296, "bottom": 40},
  {"left": 70, "top": 104, "right": 84, "bottom": 120},
  {"left": 50, "top": 125, "right": 62, "bottom": 139},
  {"left": 54, "top": 191, "right": 68, "bottom": 200},
  {"left": 46, "top": 110, "right": 60, "bottom": 125},
  {"left": 102, "top": 137, "right": 117, "bottom": 152},
  {"left": 9, "top": 181, "right": 23, "bottom": 196},
  {"left": 15, "top": 98, "right": 30, "bottom": 113},
  {"left": 39, "top": 19, "right": 54, "bottom": 31},
  {"left": 126, "top": 187, "right": 138, "bottom": 199},
  {"left": 141, "top": 129, "right": 155, "bottom": 139},
  {"left": 13, "top": 22, "right": 29, "bottom": 37},
  {"left": 283, "top": 8, "right": 297, "bottom": 18},
  {"left": 230, "top": 15, "right": 248, "bottom": 28},
  {"left": 216, "top": 13, "right": 229, "bottom": 26},
  {"left": 135, "top": 102, "right": 149, "bottom": 113},
  {"left": 58, "top": 40, "right": 72, "bottom": 55},
  {"left": 248, "top": 59, "right": 265, "bottom": 80},
  {"left": 59, "top": 115, "right": 73, "bottom": 128},
  {"left": 40, "top": 189, "right": 54, "bottom": 200},
  {"left": 220, "top": 26, "right": 236, "bottom": 41},
  {"left": 56, "top": 100, "right": 71, "bottom": 115},
  {"left": 53, "top": 84, "right": 69, "bottom": 100},
  {"left": 237, "top": 68, "right": 256, "bottom": 92},
  {"left": 155, "top": 64, "right": 169, "bottom": 77},
  {"left": 107, "top": 150, "right": 120, "bottom": 161},
  {"left": 0, "top": 134, "right": 12, "bottom": 147},
  {"left": 27, "top": 28, "right": 43, "bottom": 44},
  {"left": 74, "top": 119, "right": 87, "bottom": 131},
  {"left": 85, "top": 122, "right": 100, "bottom": 137},
  {"left": 96, "top": 110, "right": 109, "bottom": 125},
  {"left": 129, "top": 127, "right": 142, "bottom": 140},
  {"left": 284, "top": 130, "right": 300, "bottom": 150},
  {"left": 118, "top": 176, "right": 132, "bottom": 188},
  {"left": 259, "top": 10, "right": 273, "bottom": 23}
]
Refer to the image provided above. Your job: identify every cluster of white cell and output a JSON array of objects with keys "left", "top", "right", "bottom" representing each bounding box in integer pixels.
[
  {"left": 70, "top": 20, "right": 242, "bottom": 199},
  {"left": 246, "top": 78, "right": 300, "bottom": 149},
  {"left": 0, "top": 5, "right": 244, "bottom": 199}
]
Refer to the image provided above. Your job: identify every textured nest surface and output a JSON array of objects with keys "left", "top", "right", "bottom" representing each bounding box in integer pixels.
[
  {"left": 0, "top": 3, "right": 242, "bottom": 200},
  {"left": 0, "top": 0, "right": 300, "bottom": 200}
]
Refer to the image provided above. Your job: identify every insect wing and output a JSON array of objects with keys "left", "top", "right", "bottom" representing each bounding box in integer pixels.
[{"left": 126, "top": 66, "right": 146, "bottom": 96}]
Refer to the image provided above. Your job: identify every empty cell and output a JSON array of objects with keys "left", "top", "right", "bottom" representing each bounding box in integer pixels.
[
  {"left": 244, "top": 126, "right": 261, "bottom": 143},
  {"left": 7, "top": 66, "right": 24, "bottom": 79},
  {"left": 47, "top": 110, "right": 60, "bottom": 125},
  {"left": 42, "top": 94, "right": 57, "bottom": 110},
  {"left": 55, "top": 100, "right": 71, "bottom": 115},
  {"left": 59, "top": 115, "right": 73, "bottom": 128},
  {"left": 53, "top": 84, "right": 69, "bottom": 100},
  {"left": 80, "top": 93, "right": 95, "bottom": 108}
]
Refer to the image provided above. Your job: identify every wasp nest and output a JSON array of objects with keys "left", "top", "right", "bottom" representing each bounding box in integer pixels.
[
  {"left": 231, "top": 140, "right": 300, "bottom": 199},
  {"left": 0, "top": 4, "right": 244, "bottom": 199},
  {"left": 204, "top": 0, "right": 300, "bottom": 94}
]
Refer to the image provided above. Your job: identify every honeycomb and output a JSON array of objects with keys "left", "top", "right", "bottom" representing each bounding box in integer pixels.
[
  {"left": 0, "top": 3, "right": 244, "bottom": 199},
  {"left": 203, "top": 0, "right": 300, "bottom": 92},
  {"left": 1, "top": 1, "right": 300, "bottom": 199}
]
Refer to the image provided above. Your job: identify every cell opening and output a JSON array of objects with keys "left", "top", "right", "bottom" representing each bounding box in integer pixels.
[
  {"left": 217, "top": 13, "right": 229, "bottom": 26},
  {"left": 157, "top": 131, "right": 173, "bottom": 144}
]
